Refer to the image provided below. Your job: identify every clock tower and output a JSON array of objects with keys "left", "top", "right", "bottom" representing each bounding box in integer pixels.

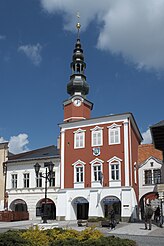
[{"left": 63, "top": 21, "right": 93, "bottom": 122}]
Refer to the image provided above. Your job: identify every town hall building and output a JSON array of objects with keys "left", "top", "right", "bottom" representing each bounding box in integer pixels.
[
  {"left": 2, "top": 22, "right": 146, "bottom": 222},
  {"left": 58, "top": 23, "right": 143, "bottom": 222}
]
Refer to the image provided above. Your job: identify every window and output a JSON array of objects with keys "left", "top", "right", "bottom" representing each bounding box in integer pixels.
[
  {"left": 108, "top": 124, "right": 121, "bottom": 145},
  {"left": 72, "top": 160, "right": 85, "bottom": 187},
  {"left": 153, "top": 169, "right": 161, "bottom": 184},
  {"left": 111, "top": 164, "right": 119, "bottom": 180},
  {"left": 49, "top": 172, "right": 55, "bottom": 187},
  {"left": 107, "top": 156, "right": 122, "bottom": 186},
  {"left": 23, "top": 173, "right": 29, "bottom": 188},
  {"left": 74, "top": 129, "right": 85, "bottom": 149},
  {"left": 91, "top": 126, "right": 103, "bottom": 146},
  {"left": 144, "top": 170, "right": 152, "bottom": 185},
  {"left": 90, "top": 158, "right": 104, "bottom": 186},
  {"left": 93, "top": 165, "right": 101, "bottom": 181},
  {"left": 76, "top": 166, "right": 83, "bottom": 182},
  {"left": 11, "top": 174, "right": 17, "bottom": 188},
  {"left": 36, "top": 172, "right": 42, "bottom": 188}
]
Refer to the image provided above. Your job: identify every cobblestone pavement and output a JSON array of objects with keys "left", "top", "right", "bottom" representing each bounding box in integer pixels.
[{"left": 0, "top": 220, "right": 164, "bottom": 245}]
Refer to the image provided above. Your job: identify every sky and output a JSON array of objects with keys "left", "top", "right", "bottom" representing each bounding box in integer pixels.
[{"left": 0, "top": 0, "right": 164, "bottom": 154}]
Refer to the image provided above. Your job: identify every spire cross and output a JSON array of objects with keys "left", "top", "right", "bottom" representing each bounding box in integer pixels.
[{"left": 76, "top": 12, "right": 81, "bottom": 39}]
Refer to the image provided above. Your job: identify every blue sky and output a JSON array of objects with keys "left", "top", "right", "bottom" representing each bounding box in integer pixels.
[{"left": 0, "top": 0, "right": 164, "bottom": 153}]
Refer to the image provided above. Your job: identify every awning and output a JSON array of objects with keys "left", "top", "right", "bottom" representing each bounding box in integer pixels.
[
  {"left": 102, "top": 196, "right": 120, "bottom": 205},
  {"left": 74, "top": 197, "right": 89, "bottom": 204},
  {"left": 12, "top": 199, "right": 26, "bottom": 205}
]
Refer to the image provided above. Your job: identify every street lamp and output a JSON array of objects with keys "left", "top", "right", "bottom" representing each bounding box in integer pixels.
[{"left": 34, "top": 161, "right": 54, "bottom": 223}]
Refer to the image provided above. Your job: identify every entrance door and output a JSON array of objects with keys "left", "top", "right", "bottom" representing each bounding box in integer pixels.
[
  {"left": 103, "top": 196, "right": 121, "bottom": 222},
  {"left": 36, "top": 198, "right": 56, "bottom": 220},
  {"left": 77, "top": 203, "right": 89, "bottom": 220}
]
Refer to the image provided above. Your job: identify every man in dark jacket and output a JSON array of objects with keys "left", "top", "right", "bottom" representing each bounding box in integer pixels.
[
  {"left": 144, "top": 203, "right": 154, "bottom": 230},
  {"left": 109, "top": 209, "right": 116, "bottom": 230}
]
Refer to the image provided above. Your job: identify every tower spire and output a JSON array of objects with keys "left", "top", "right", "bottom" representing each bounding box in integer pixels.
[
  {"left": 76, "top": 12, "right": 81, "bottom": 39},
  {"left": 67, "top": 14, "right": 89, "bottom": 97}
]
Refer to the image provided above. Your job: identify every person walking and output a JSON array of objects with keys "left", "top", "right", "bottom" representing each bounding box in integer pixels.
[
  {"left": 144, "top": 203, "right": 154, "bottom": 230},
  {"left": 109, "top": 209, "right": 116, "bottom": 230},
  {"left": 154, "top": 206, "right": 160, "bottom": 224}
]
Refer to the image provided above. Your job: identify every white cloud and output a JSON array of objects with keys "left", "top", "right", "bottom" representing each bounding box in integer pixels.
[
  {"left": 18, "top": 43, "right": 42, "bottom": 66},
  {"left": 9, "top": 134, "right": 29, "bottom": 154},
  {"left": 0, "top": 134, "right": 29, "bottom": 154},
  {"left": 0, "top": 137, "right": 6, "bottom": 143},
  {"left": 40, "top": 0, "right": 164, "bottom": 71},
  {"left": 142, "top": 129, "right": 152, "bottom": 144}
]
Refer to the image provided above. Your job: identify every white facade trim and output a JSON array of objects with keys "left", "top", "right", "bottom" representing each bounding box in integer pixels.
[
  {"left": 124, "top": 119, "right": 129, "bottom": 186},
  {"left": 61, "top": 128, "right": 65, "bottom": 189},
  {"left": 64, "top": 116, "right": 86, "bottom": 122}
]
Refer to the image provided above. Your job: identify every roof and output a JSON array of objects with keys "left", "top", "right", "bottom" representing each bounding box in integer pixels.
[
  {"left": 138, "top": 144, "right": 163, "bottom": 164},
  {"left": 0, "top": 142, "right": 8, "bottom": 149},
  {"left": 8, "top": 145, "right": 60, "bottom": 162},
  {"left": 59, "top": 112, "right": 143, "bottom": 142},
  {"left": 150, "top": 120, "right": 164, "bottom": 151}
]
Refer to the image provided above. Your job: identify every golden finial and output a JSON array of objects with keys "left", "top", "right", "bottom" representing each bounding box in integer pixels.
[{"left": 76, "top": 12, "right": 81, "bottom": 38}]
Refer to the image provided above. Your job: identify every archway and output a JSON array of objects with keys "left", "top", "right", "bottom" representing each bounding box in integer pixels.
[
  {"left": 10, "top": 199, "right": 28, "bottom": 212},
  {"left": 72, "top": 197, "right": 89, "bottom": 220},
  {"left": 36, "top": 198, "right": 56, "bottom": 220},
  {"left": 139, "top": 192, "right": 159, "bottom": 220},
  {"left": 101, "top": 196, "right": 121, "bottom": 222}
]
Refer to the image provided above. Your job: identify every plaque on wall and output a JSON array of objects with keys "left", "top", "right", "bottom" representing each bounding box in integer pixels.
[{"left": 93, "top": 147, "right": 100, "bottom": 156}]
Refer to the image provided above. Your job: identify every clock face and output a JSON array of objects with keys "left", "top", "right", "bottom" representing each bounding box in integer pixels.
[{"left": 73, "top": 98, "right": 82, "bottom": 107}]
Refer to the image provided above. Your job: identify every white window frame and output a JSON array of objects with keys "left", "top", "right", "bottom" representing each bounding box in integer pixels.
[
  {"left": 108, "top": 123, "right": 121, "bottom": 145},
  {"left": 91, "top": 126, "right": 103, "bottom": 147},
  {"left": 49, "top": 171, "right": 55, "bottom": 187},
  {"left": 90, "top": 158, "right": 104, "bottom": 187},
  {"left": 36, "top": 172, "right": 42, "bottom": 188},
  {"left": 11, "top": 173, "right": 18, "bottom": 189},
  {"left": 74, "top": 128, "right": 86, "bottom": 149},
  {"left": 23, "top": 173, "right": 30, "bottom": 188},
  {"left": 107, "top": 156, "right": 122, "bottom": 187},
  {"left": 111, "top": 163, "right": 120, "bottom": 181},
  {"left": 72, "top": 160, "right": 86, "bottom": 188}
]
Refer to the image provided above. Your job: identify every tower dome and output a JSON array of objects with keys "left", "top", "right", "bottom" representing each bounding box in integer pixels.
[{"left": 67, "top": 24, "right": 89, "bottom": 97}]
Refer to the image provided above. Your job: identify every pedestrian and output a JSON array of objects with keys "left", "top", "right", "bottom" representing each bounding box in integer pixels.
[
  {"left": 109, "top": 209, "right": 116, "bottom": 230},
  {"left": 144, "top": 203, "right": 154, "bottom": 230},
  {"left": 154, "top": 206, "right": 160, "bottom": 224}
]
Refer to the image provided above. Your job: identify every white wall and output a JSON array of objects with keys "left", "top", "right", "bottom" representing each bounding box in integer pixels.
[{"left": 138, "top": 157, "right": 162, "bottom": 200}]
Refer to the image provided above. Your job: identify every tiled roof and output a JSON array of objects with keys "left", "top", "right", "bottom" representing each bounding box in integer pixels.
[
  {"left": 8, "top": 145, "right": 60, "bottom": 161},
  {"left": 138, "top": 144, "right": 163, "bottom": 164}
]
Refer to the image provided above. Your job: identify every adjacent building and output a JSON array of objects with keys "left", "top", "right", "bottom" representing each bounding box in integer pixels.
[
  {"left": 0, "top": 142, "right": 8, "bottom": 210},
  {"left": 138, "top": 144, "right": 163, "bottom": 218},
  {"left": 5, "top": 145, "right": 60, "bottom": 220}
]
